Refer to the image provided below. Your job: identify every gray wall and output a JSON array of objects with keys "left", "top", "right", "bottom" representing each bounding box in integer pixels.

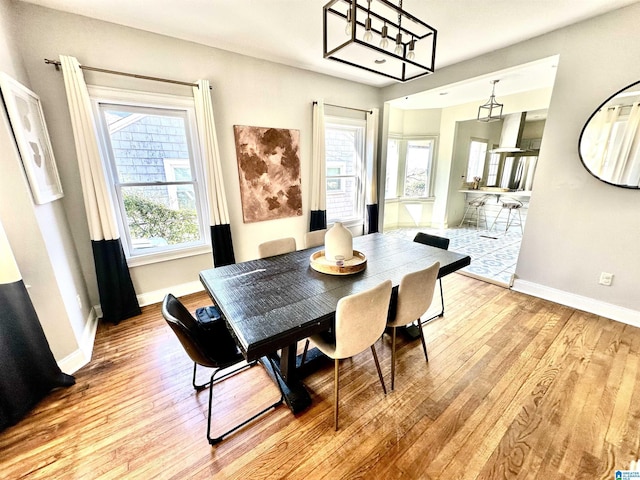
[
  {"left": 0, "top": 0, "right": 91, "bottom": 366},
  {"left": 382, "top": 3, "right": 640, "bottom": 316},
  {"left": 3, "top": 1, "right": 381, "bottom": 364}
]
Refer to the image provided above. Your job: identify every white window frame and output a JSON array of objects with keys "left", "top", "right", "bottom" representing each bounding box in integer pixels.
[
  {"left": 403, "top": 137, "right": 436, "bottom": 198},
  {"left": 466, "top": 138, "right": 488, "bottom": 181},
  {"left": 324, "top": 116, "right": 366, "bottom": 226},
  {"left": 385, "top": 135, "right": 437, "bottom": 199},
  {"left": 89, "top": 86, "right": 210, "bottom": 266}
]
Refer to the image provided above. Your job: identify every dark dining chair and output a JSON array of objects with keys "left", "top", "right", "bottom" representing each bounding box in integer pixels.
[
  {"left": 387, "top": 262, "right": 440, "bottom": 390},
  {"left": 161, "top": 293, "right": 283, "bottom": 445},
  {"left": 413, "top": 232, "right": 449, "bottom": 321}
]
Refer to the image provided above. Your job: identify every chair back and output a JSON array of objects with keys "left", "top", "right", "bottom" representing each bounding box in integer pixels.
[
  {"left": 413, "top": 232, "right": 450, "bottom": 250},
  {"left": 333, "top": 280, "right": 392, "bottom": 359},
  {"left": 304, "top": 229, "right": 326, "bottom": 248},
  {"left": 389, "top": 262, "right": 440, "bottom": 328},
  {"left": 162, "top": 294, "right": 239, "bottom": 368},
  {"left": 258, "top": 237, "right": 296, "bottom": 258}
]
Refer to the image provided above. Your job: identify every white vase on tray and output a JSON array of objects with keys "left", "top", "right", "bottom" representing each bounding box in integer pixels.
[{"left": 324, "top": 222, "right": 353, "bottom": 262}]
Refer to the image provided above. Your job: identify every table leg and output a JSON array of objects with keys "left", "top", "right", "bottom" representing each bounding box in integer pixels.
[
  {"left": 259, "top": 343, "right": 313, "bottom": 414},
  {"left": 279, "top": 344, "right": 297, "bottom": 382}
]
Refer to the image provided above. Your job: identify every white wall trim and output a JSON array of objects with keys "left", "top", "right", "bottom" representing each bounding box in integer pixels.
[
  {"left": 512, "top": 279, "right": 640, "bottom": 328},
  {"left": 136, "top": 280, "right": 205, "bottom": 307},
  {"left": 57, "top": 306, "right": 99, "bottom": 374}
]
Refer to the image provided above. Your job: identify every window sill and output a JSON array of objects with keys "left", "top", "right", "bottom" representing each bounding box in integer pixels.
[{"left": 126, "top": 244, "right": 212, "bottom": 268}]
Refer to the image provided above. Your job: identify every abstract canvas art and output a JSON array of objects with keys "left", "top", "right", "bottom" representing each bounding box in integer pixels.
[
  {"left": 233, "top": 125, "right": 302, "bottom": 223},
  {"left": 0, "top": 73, "right": 63, "bottom": 204}
]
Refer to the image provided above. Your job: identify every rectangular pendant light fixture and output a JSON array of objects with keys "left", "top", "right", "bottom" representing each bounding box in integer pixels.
[{"left": 323, "top": 0, "right": 437, "bottom": 82}]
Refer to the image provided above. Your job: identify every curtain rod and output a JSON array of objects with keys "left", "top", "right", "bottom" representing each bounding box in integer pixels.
[
  {"left": 313, "top": 101, "right": 372, "bottom": 114},
  {"left": 44, "top": 59, "right": 209, "bottom": 89}
]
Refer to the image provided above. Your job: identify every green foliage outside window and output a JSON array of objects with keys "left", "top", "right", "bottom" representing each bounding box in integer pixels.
[{"left": 123, "top": 194, "right": 199, "bottom": 246}]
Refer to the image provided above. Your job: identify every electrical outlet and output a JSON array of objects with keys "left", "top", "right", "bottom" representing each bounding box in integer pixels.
[{"left": 599, "top": 272, "right": 613, "bottom": 286}]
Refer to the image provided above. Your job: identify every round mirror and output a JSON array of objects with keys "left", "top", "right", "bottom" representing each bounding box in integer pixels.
[{"left": 579, "top": 80, "right": 640, "bottom": 188}]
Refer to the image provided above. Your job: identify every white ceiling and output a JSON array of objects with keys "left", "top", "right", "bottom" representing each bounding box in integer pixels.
[{"left": 19, "top": 0, "right": 639, "bottom": 108}]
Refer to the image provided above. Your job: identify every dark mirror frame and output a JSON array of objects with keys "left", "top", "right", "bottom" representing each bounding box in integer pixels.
[{"left": 578, "top": 79, "right": 640, "bottom": 189}]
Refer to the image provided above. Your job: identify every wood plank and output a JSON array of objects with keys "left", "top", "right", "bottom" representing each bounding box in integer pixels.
[{"left": 2, "top": 278, "right": 640, "bottom": 479}]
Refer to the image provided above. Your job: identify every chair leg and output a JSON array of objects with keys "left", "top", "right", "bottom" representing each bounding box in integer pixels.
[
  {"left": 391, "top": 327, "right": 397, "bottom": 391},
  {"left": 489, "top": 208, "right": 501, "bottom": 231},
  {"left": 417, "top": 320, "right": 429, "bottom": 362},
  {"left": 334, "top": 359, "right": 340, "bottom": 431},
  {"left": 459, "top": 205, "right": 471, "bottom": 227},
  {"left": 370, "top": 344, "right": 387, "bottom": 395},
  {"left": 438, "top": 278, "right": 445, "bottom": 316},
  {"left": 300, "top": 339, "right": 310, "bottom": 365},
  {"left": 192, "top": 362, "right": 210, "bottom": 391},
  {"left": 206, "top": 362, "right": 284, "bottom": 445}
]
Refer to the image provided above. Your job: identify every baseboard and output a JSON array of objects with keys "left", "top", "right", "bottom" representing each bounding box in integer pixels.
[
  {"left": 512, "top": 279, "right": 640, "bottom": 328},
  {"left": 57, "top": 306, "right": 99, "bottom": 374},
  {"left": 136, "top": 280, "right": 205, "bottom": 307}
]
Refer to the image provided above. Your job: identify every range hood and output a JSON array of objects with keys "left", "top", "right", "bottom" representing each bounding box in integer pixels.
[{"left": 490, "top": 112, "right": 527, "bottom": 153}]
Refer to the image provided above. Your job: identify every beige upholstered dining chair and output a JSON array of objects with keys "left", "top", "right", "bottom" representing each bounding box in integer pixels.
[
  {"left": 258, "top": 237, "right": 296, "bottom": 258},
  {"left": 310, "top": 280, "right": 391, "bottom": 430},
  {"left": 387, "top": 262, "right": 440, "bottom": 391},
  {"left": 303, "top": 229, "right": 326, "bottom": 248}
]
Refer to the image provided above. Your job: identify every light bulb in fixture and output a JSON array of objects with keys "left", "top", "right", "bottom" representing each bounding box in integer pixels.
[
  {"left": 394, "top": 32, "right": 403, "bottom": 56},
  {"left": 379, "top": 23, "right": 389, "bottom": 48},
  {"left": 344, "top": 8, "right": 352, "bottom": 36},
  {"left": 363, "top": 17, "right": 373, "bottom": 42},
  {"left": 407, "top": 37, "right": 416, "bottom": 60}
]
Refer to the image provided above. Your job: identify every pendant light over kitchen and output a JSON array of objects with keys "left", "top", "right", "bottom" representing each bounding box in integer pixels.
[{"left": 477, "top": 80, "right": 504, "bottom": 122}]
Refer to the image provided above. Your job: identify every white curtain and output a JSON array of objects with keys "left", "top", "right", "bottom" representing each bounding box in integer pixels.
[
  {"left": 616, "top": 102, "right": 640, "bottom": 186},
  {"left": 365, "top": 108, "right": 379, "bottom": 233},
  {"left": 310, "top": 100, "right": 327, "bottom": 230},
  {"left": 59, "top": 55, "right": 119, "bottom": 241},
  {"left": 193, "top": 79, "right": 230, "bottom": 226},
  {"left": 192, "top": 79, "right": 235, "bottom": 265},
  {"left": 59, "top": 54, "right": 139, "bottom": 323}
]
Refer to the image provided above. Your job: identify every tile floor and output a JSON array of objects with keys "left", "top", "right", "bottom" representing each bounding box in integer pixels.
[{"left": 383, "top": 225, "right": 523, "bottom": 287}]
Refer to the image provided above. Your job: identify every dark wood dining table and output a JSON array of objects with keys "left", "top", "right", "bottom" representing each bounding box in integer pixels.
[{"left": 199, "top": 232, "right": 471, "bottom": 413}]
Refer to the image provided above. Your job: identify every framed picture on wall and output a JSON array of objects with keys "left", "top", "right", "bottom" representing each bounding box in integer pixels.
[{"left": 0, "top": 72, "right": 63, "bottom": 204}]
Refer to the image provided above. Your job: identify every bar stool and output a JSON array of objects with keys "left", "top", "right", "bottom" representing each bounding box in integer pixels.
[
  {"left": 459, "top": 195, "right": 489, "bottom": 229},
  {"left": 490, "top": 197, "right": 523, "bottom": 234}
]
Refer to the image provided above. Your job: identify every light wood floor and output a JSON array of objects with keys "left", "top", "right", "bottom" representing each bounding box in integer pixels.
[{"left": 2, "top": 274, "right": 640, "bottom": 479}]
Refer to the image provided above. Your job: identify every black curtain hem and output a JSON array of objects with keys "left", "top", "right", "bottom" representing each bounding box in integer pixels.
[
  {"left": 310, "top": 210, "right": 327, "bottom": 231},
  {"left": 211, "top": 224, "right": 236, "bottom": 266},
  {"left": 92, "top": 239, "right": 141, "bottom": 324}
]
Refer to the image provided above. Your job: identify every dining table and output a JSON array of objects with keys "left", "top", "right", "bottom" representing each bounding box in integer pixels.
[{"left": 199, "top": 232, "right": 471, "bottom": 413}]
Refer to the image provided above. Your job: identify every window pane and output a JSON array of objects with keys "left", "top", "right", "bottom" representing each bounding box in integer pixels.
[
  {"left": 102, "top": 108, "right": 192, "bottom": 184},
  {"left": 122, "top": 185, "right": 201, "bottom": 252},
  {"left": 385, "top": 139, "right": 399, "bottom": 198},
  {"left": 95, "top": 98, "right": 208, "bottom": 259},
  {"left": 486, "top": 152, "right": 500, "bottom": 186},
  {"left": 325, "top": 120, "right": 364, "bottom": 222},
  {"left": 466, "top": 139, "right": 488, "bottom": 180},
  {"left": 326, "top": 178, "right": 357, "bottom": 219},
  {"left": 404, "top": 140, "right": 433, "bottom": 197}
]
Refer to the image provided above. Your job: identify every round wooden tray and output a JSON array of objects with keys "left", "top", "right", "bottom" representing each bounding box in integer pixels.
[{"left": 309, "top": 250, "right": 367, "bottom": 275}]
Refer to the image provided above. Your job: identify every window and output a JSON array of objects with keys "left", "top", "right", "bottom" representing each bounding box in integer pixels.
[
  {"left": 324, "top": 117, "right": 366, "bottom": 223},
  {"left": 385, "top": 136, "right": 436, "bottom": 199},
  {"left": 466, "top": 139, "right": 488, "bottom": 181},
  {"left": 404, "top": 139, "right": 435, "bottom": 197},
  {"left": 91, "top": 88, "right": 209, "bottom": 262},
  {"left": 486, "top": 151, "right": 500, "bottom": 186},
  {"left": 385, "top": 138, "right": 400, "bottom": 198}
]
